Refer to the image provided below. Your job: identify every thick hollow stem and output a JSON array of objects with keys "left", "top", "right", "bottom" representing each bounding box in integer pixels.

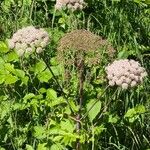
[{"left": 76, "top": 59, "right": 84, "bottom": 150}]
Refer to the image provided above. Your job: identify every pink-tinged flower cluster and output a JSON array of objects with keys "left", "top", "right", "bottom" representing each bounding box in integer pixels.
[
  {"left": 55, "top": 0, "right": 85, "bottom": 11},
  {"left": 105, "top": 59, "right": 147, "bottom": 89},
  {"left": 8, "top": 26, "right": 50, "bottom": 56}
]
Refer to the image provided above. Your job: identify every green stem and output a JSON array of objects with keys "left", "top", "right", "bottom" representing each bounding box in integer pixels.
[
  {"left": 41, "top": 56, "right": 74, "bottom": 115},
  {"left": 92, "top": 123, "right": 95, "bottom": 150}
]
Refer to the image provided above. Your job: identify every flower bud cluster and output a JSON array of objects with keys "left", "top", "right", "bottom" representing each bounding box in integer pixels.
[
  {"left": 105, "top": 59, "right": 147, "bottom": 89},
  {"left": 8, "top": 26, "right": 50, "bottom": 56},
  {"left": 55, "top": 0, "right": 85, "bottom": 11}
]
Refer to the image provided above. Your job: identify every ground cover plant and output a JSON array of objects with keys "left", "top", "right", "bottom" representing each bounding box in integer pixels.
[{"left": 0, "top": 0, "right": 150, "bottom": 150}]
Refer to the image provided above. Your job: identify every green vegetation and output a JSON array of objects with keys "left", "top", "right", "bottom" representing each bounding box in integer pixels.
[{"left": 0, "top": 0, "right": 149, "bottom": 150}]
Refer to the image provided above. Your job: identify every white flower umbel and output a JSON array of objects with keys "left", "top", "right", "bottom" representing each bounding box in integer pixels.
[
  {"left": 55, "top": 0, "right": 86, "bottom": 10},
  {"left": 8, "top": 26, "right": 50, "bottom": 56},
  {"left": 105, "top": 59, "right": 147, "bottom": 89}
]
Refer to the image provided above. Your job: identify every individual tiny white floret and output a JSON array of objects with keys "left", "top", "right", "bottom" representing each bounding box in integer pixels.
[
  {"left": 122, "top": 83, "right": 128, "bottom": 89},
  {"left": 16, "top": 49, "right": 24, "bottom": 57},
  {"left": 8, "top": 39, "right": 15, "bottom": 49},
  {"left": 36, "top": 47, "right": 43, "bottom": 54}
]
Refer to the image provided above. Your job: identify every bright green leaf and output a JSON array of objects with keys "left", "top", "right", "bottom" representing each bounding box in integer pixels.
[
  {"left": 14, "top": 69, "right": 25, "bottom": 78},
  {"left": 69, "top": 100, "right": 79, "bottom": 112},
  {"left": 23, "top": 0, "right": 32, "bottom": 6},
  {"left": 86, "top": 99, "right": 101, "bottom": 122},
  {"left": 4, "top": 51, "right": 18, "bottom": 62},
  {"left": 46, "top": 88, "right": 57, "bottom": 100},
  {"left": 34, "top": 61, "right": 46, "bottom": 74},
  {"left": 23, "top": 93, "right": 35, "bottom": 101},
  {"left": 50, "top": 57, "right": 58, "bottom": 66},
  {"left": 33, "top": 126, "right": 46, "bottom": 139},
  {"left": 60, "top": 119, "right": 75, "bottom": 132},
  {"left": 0, "top": 74, "right": 5, "bottom": 84},
  {"left": 4, "top": 63, "right": 15, "bottom": 72},
  {"left": 108, "top": 115, "right": 119, "bottom": 123},
  {"left": 124, "top": 108, "right": 136, "bottom": 118},
  {"left": 21, "top": 76, "right": 29, "bottom": 85},
  {"left": 37, "top": 143, "right": 47, "bottom": 150},
  {"left": 92, "top": 125, "right": 105, "bottom": 135},
  {"left": 26, "top": 144, "right": 34, "bottom": 150},
  {"left": 0, "top": 41, "right": 9, "bottom": 53},
  {"left": 50, "top": 65, "right": 62, "bottom": 76},
  {"left": 50, "top": 144, "right": 63, "bottom": 150},
  {"left": 37, "top": 69, "right": 52, "bottom": 83},
  {"left": 135, "top": 105, "right": 146, "bottom": 114},
  {"left": 5, "top": 74, "right": 18, "bottom": 84},
  {"left": 39, "top": 88, "right": 47, "bottom": 94}
]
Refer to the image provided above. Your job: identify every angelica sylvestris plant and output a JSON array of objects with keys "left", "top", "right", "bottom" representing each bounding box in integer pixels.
[
  {"left": 8, "top": 26, "right": 50, "bottom": 56},
  {"left": 57, "top": 29, "right": 116, "bottom": 149},
  {"left": 106, "top": 59, "right": 147, "bottom": 89},
  {"left": 55, "top": 0, "right": 86, "bottom": 10}
]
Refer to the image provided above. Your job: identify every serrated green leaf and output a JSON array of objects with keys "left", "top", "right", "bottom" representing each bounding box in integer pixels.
[
  {"left": 7, "top": 116, "right": 13, "bottom": 128},
  {"left": 13, "top": 103, "right": 22, "bottom": 110},
  {"left": 0, "top": 102, "right": 11, "bottom": 120},
  {"left": 37, "top": 143, "right": 47, "bottom": 150},
  {"left": 86, "top": 99, "right": 101, "bottom": 122},
  {"left": 23, "top": 0, "right": 32, "bottom": 6},
  {"left": 69, "top": 100, "right": 79, "bottom": 112},
  {"left": 39, "top": 88, "right": 47, "bottom": 94},
  {"left": 4, "top": 63, "right": 15, "bottom": 72},
  {"left": 0, "top": 41, "right": 9, "bottom": 53},
  {"left": 5, "top": 74, "right": 18, "bottom": 84},
  {"left": 0, "top": 57, "right": 5, "bottom": 65},
  {"left": 50, "top": 57, "right": 58, "bottom": 66},
  {"left": 37, "top": 69, "right": 52, "bottom": 83},
  {"left": 60, "top": 119, "right": 75, "bottom": 132},
  {"left": 23, "top": 93, "right": 35, "bottom": 100},
  {"left": 135, "top": 105, "right": 146, "bottom": 114},
  {"left": 92, "top": 125, "right": 105, "bottom": 135},
  {"left": 125, "top": 105, "right": 146, "bottom": 119},
  {"left": 50, "top": 65, "right": 62, "bottom": 76},
  {"left": 14, "top": 69, "right": 25, "bottom": 78},
  {"left": 48, "top": 97, "right": 66, "bottom": 107},
  {"left": 58, "top": 18, "right": 65, "bottom": 24},
  {"left": 26, "top": 144, "right": 34, "bottom": 150},
  {"left": 4, "top": 51, "right": 18, "bottom": 62},
  {"left": 108, "top": 115, "right": 119, "bottom": 123},
  {"left": 0, "top": 74, "right": 5, "bottom": 84},
  {"left": 46, "top": 88, "right": 57, "bottom": 100},
  {"left": 34, "top": 60, "right": 46, "bottom": 74},
  {"left": 50, "top": 144, "right": 63, "bottom": 150},
  {"left": 53, "top": 136, "right": 63, "bottom": 142},
  {"left": 34, "top": 126, "right": 46, "bottom": 139},
  {"left": 124, "top": 108, "right": 136, "bottom": 118},
  {"left": 21, "top": 76, "right": 29, "bottom": 85}
]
